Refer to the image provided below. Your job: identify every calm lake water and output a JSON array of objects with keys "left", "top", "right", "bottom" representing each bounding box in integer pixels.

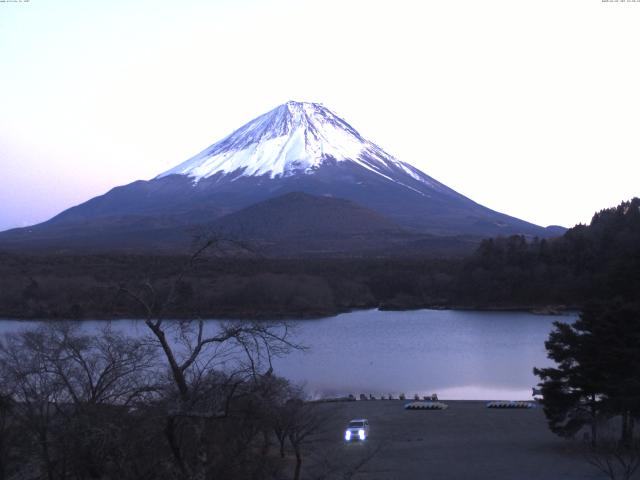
[{"left": 0, "top": 309, "right": 577, "bottom": 400}]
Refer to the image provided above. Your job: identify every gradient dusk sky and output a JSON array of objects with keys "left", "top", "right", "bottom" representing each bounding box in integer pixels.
[{"left": 1, "top": 0, "right": 639, "bottom": 232}]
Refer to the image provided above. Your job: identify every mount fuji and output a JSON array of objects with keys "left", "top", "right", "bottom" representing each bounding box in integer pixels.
[
  {"left": 0, "top": 101, "right": 561, "bottom": 254},
  {"left": 158, "top": 101, "right": 440, "bottom": 188}
]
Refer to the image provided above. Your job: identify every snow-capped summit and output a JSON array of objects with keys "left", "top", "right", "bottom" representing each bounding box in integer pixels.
[
  {"left": 0, "top": 100, "right": 560, "bottom": 254},
  {"left": 157, "top": 101, "right": 435, "bottom": 191}
]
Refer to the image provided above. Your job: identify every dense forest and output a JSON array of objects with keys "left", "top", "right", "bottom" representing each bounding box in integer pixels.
[
  {"left": 460, "top": 197, "right": 640, "bottom": 307},
  {"left": 0, "top": 198, "right": 638, "bottom": 320}
]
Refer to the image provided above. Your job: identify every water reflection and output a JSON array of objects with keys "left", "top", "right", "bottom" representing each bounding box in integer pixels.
[{"left": 270, "top": 309, "right": 576, "bottom": 400}]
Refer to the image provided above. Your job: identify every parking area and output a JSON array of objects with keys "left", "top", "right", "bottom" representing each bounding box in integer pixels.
[{"left": 303, "top": 400, "right": 603, "bottom": 480}]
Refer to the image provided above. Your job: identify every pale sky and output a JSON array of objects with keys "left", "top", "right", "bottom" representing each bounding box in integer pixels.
[{"left": 1, "top": 0, "right": 639, "bottom": 232}]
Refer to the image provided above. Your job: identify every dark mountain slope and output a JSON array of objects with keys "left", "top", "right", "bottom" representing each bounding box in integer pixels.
[{"left": 212, "top": 191, "right": 404, "bottom": 239}]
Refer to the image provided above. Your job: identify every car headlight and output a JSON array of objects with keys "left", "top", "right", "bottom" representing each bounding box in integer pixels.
[
  {"left": 358, "top": 429, "right": 365, "bottom": 440},
  {"left": 345, "top": 430, "right": 351, "bottom": 441}
]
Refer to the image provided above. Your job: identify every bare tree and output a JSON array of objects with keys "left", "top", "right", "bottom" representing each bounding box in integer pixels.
[
  {"left": 1, "top": 322, "right": 157, "bottom": 406},
  {"left": 118, "top": 238, "right": 299, "bottom": 402},
  {"left": 586, "top": 435, "right": 640, "bottom": 480},
  {"left": 0, "top": 390, "right": 15, "bottom": 480},
  {"left": 117, "top": 237, "right": 304, "bottom": 478},
  {"left": 277, "top": 398, "right": 329, "bottom": 480},
  {"left": 1, "top": 324, "right": 76, "bottom": 479},
  {"left": 0, "top": 322, "right": 158, "bottom": 480}
]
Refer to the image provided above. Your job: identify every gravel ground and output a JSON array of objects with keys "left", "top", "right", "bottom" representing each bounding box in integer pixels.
[{"left": 301, "top": 400, "right": 606, "bottom": 480}]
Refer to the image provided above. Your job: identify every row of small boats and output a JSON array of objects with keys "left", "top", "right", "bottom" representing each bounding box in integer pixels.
[{"left": 404, "top": 400, "right": 536, "bottom": 410}]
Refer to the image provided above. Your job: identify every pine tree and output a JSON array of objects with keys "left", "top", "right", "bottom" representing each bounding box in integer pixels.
[
  {"left": 534, "top": 301, "right": 640, "bottom": 445},
  {"left": 534, "top": 314, "right": 605, "bottom": 444}
]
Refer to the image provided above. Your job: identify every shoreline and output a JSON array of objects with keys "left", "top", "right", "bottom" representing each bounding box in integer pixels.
[{"left": 0, "top": 304, "right": 578, "bottom": 322}]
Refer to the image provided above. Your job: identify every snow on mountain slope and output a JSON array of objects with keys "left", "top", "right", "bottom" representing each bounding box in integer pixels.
[{"left": 157, "top": 101, "right": 444, "bottom": 193}]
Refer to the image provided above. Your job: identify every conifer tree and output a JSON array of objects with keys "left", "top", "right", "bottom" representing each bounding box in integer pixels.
[{"left": 535, "top": 301, "right": 640, "bottom": 445}]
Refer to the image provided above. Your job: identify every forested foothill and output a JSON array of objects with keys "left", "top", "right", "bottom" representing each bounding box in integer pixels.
[{"left": 0, "top": 198, "right": 638, "bottom": 320}]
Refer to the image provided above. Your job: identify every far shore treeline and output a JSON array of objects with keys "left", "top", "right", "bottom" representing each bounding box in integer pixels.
[{"left": 0, "top": 198, "right": 638, "bottom": 320}]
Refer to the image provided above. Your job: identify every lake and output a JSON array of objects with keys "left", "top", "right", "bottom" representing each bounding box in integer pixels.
[{"left": 0, "top": 309, "right": 576, "bottom": 400}]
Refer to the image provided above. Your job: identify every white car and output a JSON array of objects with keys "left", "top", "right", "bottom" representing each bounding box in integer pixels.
[{"left": 344, "top": 418, "right": 369, "bottom": 442}]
